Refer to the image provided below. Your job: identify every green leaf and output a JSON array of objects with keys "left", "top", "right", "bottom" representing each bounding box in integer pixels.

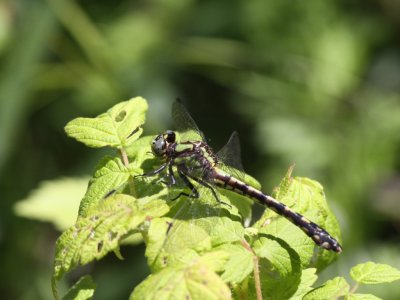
[
  {"left": 125, "top": 135, "right": 155, "bottom": 168},
  {"left": 252, "top": 223, "right": 310, "bottom": 276},
  {"left": 257, "top": 267, "right": 317, "bottom": 300},
  {"left": 53, "top": 194, "right": 145, "bottom": 282},
  {"left": 195, "top": 216, "right": 245, "bottom": 246},
  {"left": 347, "top": 294, "right": 382, "bottom": 300},
  {"left": 290, "top": 268, "right": 318, "bottom": 300},
  {"left": 196, "top": 250, "right": 230, "bottom": 273},
  {"left": 217, "top": 243, "right": 254, "bottom": 284},
  {"left": 78, "top": 156, "right": 132, "bottom": 217},
  {"left": 142, "top": 176, "right": 245, "bottom": 270},
  {"left": 65, "top": 97, "right": 147, "bottom": 148},
  {"left": 145, "top": 217, "right": 212, "bottom": 271},
  {"left": 136, "top": 195, "right": 170, "bottom": 218},
  {"left": 14, "top": 177, "right": 88, "bottom": 231},
  {"left": 219, "top": 189, "right": 253, "bottom": 224},
  {"left": 130, "top": 263, "right": 232, "bottom": 300},
  {"left": 251, "top": 235, "right": 303, "bottom": 299},
  {"left": 253, "top": 234, "right": 297, "bottom": 275},
  {"left": 63, "top": 275, "right": 96, "bottom": 300},
  {"left": 350, "top": 262, "right": 400, "bottom": 285},
  {"left": 304, "top": 276, "right": 350, "bottom": 300}
]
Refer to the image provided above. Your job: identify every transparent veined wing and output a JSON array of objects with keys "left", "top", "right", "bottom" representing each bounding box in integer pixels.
[{"left": 171, "top": 99, "right": 206, "bottom": 142}]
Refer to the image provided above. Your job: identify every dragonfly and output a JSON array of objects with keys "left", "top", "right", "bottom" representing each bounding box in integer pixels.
[{"left": 144, "top": 100, "right": 342, "bottom": 253}]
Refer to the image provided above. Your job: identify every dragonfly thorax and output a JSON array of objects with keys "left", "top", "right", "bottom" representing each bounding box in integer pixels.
[{"left": 151, "top": 130, "right": 176, "bottom": 157}]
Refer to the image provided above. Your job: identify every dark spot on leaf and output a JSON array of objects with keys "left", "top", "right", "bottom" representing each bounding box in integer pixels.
[
  {"left": 166, "top": 221, "right": 173, "bottom": 234},
  {"left": 186, "top": 295, "right": 190, "bottom": 300},
  {"left": 104, "top": 189, "right": 116, "bottom": 199},
  {"left": 97, "top": 241, "right": 103, "bottom": 252},
  {"left": 90, "top": 215, "right": 99, "bottom": 222},
  {"left": 115, "top": 110, "right": 126, "bottom": 122},
  {"left": 127, "top": 126, "right": 141, "bottom": 138},
  {"left": 202, "top": 280, "right": 207, "bottom": 285},
  {"left": 163, "top": 256, "right": 168, "bottom": 266},
  {"left": 108, "top": 231, "right": 118, "bottom": 241}
]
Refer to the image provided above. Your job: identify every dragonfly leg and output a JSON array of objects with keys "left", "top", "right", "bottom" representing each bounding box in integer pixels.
[
  {"left": 188, "top": 175, "right": 232, "bottom": 208},
  {"left": 168, "top": 164, "right": 177, "bottom": 186},
  {"left": 160, "top": 164, "right": 178, "bottom": 187},
  {"left": 136, "top": 163, "right": 168, "bottom": 178},
  {"left": 169, "top": 171, "right": 199, "bottom": 201},
  {"left": 135, "top": 163, "right": 170, "bottom": 186}
]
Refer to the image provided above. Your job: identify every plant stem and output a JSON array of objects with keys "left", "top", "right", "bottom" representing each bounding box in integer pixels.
[
  {"left": 241, "top": 240, "right": 262, "bottom": 300},
  {"left": 349, "top": 282, "right": 359, "bottom": 294},
  {"left": 120, "top": 148, "right": 129, "bottom": 167}
]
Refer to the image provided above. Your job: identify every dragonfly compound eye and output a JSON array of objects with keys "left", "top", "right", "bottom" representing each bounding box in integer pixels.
[{"left": 151, "top": 134, "right": 166, "bottom": 157}]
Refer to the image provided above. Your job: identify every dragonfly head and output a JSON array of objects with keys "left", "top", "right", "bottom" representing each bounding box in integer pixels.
[{"left": 151, "top": 130, "right": 176, "bottom": 157}]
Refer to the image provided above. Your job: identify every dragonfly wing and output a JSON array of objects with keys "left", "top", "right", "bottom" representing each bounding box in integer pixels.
[
  {"left": 172, "top": 99, "right": 206, "bottom": 142},
  {"left": 216, "top": 132, "right": 261, "bottom": 190},
  {"left": 216, "top": 131, "right": 244, "bottom": 171}
]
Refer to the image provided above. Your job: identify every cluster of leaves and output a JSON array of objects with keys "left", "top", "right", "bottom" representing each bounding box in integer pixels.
[{"left": 51, "top": 98, "right": 400, "bottom": 300}]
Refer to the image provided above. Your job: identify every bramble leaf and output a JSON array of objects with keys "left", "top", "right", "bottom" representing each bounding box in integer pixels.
[
  {"left": 350, "top": 262, "right": 400, "bottom": 285},
  {"left": 130, "top": 262, "right": 232, "bottom": 300},
  {"left": 63, "top": 275, "right": 96, "bottom": 300},
  {"left": 253, "top": 218, "right": 313, "bottom": 273},
  {"left": 219, "top": 189, "right": 253, "bottom": 224},
  {"left": 217, "top": 243, "right": 254, "bottom": 284},
  {"left": 78, "top": 156, "right": 133, "bottom": 217},
  {"left": 258, "top": 267, "right": 317, "bottom": 300},
  {"left": 65, "top": 97, "right": 147, "bottom": 148},
  {"left": 252, "top": 233, "right": 302, "bottom": 277},
  {"left": 125, "top": 135, "right": 155, "bottom": 168},
  {"left": 303, "top": 276, "right": 349, "bottom": 300},
  {"left": 195, "top": 216, "right": 245, "bottom": 246},
  {"left": 290, "top": 268, "right": 318, "bottom": 300},
  {"left": 347, "top": 294, "right": 382, "bottom": 300},
  {"left": 145, "top": 217, "right": 212, "bottom": 271},
  {"left": 53, "top": 194, "right": 145, "bottom": 282},
  {"left": 196, "top": 250, "right": 230, "bottom": 273}
]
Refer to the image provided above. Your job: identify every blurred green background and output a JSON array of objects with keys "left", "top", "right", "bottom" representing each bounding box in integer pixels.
[{"left": 1, "top": 0, "right": 400, "bottom": 299}]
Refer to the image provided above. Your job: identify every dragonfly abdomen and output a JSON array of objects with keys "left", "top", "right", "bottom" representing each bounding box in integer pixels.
[{"left": 213, "top": 172, "right": 342, "bottom": 253}]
